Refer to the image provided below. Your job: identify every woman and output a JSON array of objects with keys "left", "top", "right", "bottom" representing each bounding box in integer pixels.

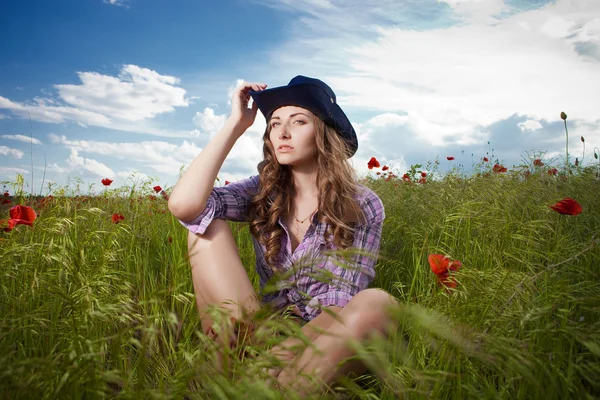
[{"left": 168, "top": 76, "right": 398, "bottom": 395}]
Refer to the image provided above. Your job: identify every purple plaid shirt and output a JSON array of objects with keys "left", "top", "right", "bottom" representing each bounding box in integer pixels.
[{"left": 178, "top": 175, "right": 385, "bottom": 321}]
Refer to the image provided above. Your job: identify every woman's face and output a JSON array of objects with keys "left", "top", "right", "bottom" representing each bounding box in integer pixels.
[{"left": 269, "top": 106, "right": 318, "bottom": 167}]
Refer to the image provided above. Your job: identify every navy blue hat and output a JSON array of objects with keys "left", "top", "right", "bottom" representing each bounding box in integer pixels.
[{"left": 249, "top": 76, "right": 358, "bottom": 158}]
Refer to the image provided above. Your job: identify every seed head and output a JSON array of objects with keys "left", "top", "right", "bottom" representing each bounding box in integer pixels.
[
  {"left": 581, "top": 136, "right": 585, "bottom": 143},
  {"left": 560, "top": 111, "right": 567, "bottom": 120}
]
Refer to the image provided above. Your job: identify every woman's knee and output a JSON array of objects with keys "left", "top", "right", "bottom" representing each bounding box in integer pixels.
[{"left": 344, "top": 289, "right": 398, "bottom": 338}]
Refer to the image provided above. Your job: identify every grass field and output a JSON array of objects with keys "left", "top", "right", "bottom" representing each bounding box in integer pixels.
[{"left": 1, "top": 159, "right": 599, "bottom": 399}]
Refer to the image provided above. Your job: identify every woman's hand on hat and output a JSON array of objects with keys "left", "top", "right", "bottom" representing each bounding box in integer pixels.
[{"left": 230, "top": 81, "right": 267, "bottom": 133}]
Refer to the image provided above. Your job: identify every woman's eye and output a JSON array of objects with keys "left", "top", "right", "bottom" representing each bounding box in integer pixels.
[
  {"left": 293, "top": 120, "right": 305, "bottom": 124},
  {"left": 271, "top": 122, "right": 280, "bottom": 128}
]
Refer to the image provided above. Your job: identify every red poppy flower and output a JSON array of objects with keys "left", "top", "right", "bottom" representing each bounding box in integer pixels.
[
  {"left": 3, "top": 192, "right": 8, "bottom": 197},
  {"left": 101, "top": 178, "right": 113, "bottom": 186},
  {"left": 533, "top": 159, "right": 544, "bottom": 167},
  {"left": 1, "top": 205, "right": 37, "bottom": 232},
  {"left": 112, "top": 213, "right": 125, "bottom": 224},
  {"left": 548, "top": 168, "right": 558, "bottom": 176},
  {"left": 1, "top": 199, "right": 10, "bottom": 205},
  {"left": 225, "top": 181, "right": 231, "bottom": 185},
  {"left": 418, "top": 177, "right": 427, "bottom": 184},
  {"left": 447, "top": 156, "right": 455, "bottom": 161},
  {"left": 148, "top": 195, "right": 157, "bottom": 201},
  {"left": 402, "top": 173, "right": 411, "bottom": 182},
  {"left": 421, "top": 171, "right": 427, "bottom": 177},
  {"left": 493, "top": 164, "right": 507, "bottom": 173},
  {"left": 367, "top": 157, "right": 381, "bottom": 169},
  {"left": 160, "top": 191, "right": 169, "bottom": 201},
  {"left": 428, "top": 254, "right": 462, "bottom": 289},
  {"left": 382, "top": 165, "right": 389, "bottom": 171},
  {"left": 483, "top": 157, "right": 489, "bottom": 162},
  {"left": 549, "top": 198, "right": 582, "bottom": 216},
  {"left": 153, "top": 185, "right": 162, "bottom": 193}
]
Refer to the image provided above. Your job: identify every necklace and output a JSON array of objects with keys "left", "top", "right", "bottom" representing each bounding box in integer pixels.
[{"left": 294, "top": 207, "right": 318, "bottom": 224}]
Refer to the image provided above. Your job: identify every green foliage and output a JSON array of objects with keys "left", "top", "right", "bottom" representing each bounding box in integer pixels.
[{"left": 1, "top": 169, "right": 599, "bottom": 399}]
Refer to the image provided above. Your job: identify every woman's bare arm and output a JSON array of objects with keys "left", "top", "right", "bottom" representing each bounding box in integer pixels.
[{"left": 168, "top": 81, "right": 267, "bottom": 222}]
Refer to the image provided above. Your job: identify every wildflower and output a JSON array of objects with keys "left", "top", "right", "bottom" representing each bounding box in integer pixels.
[
  {"left": 112, "top": 213, "right": 125, "bottom": 224},
  {"left": 1, "top": 205, "right": 37, "bottom": 232},
  {"left": 524, "top": 171, "right": 531, "bottom": 178},
  {"left": 428, "top": 254, "right": 462, "bottom": 289},
  {"left": 418, "top": 177, "right": 427, "bottom": 184},
  {"left": 148, "top": 195, "right": 157, "bottom": 200},
  {"left": 421, "top": 171, "right": 427, "bottom": 177},
  {"left": 101, "top": 178, "right": 113, "bottom": 186},
  {"left": 533, "top": 159, "right": 544, "bottom": 167},
  {"left": 548, "top": 168, "right": 558, "bottom": 175},
  {"left": 575, "top": 158, "right": 579, "bottom": 167},
  {"left": 402, "top": 173, "right": 411, "bottom": 182},
  {"left": 153, "top": 185, "right": 163, "bottom": 193},
  {"left": 1, "top": 199, "right": 10, "bottom": 205},
  {"left": 483, "top": 157, "right": 489, "bottom": 162},
  {"left": 560, "top": 111, "right": 567, "bottom": 120},
  {"left": 376, "top": 172, "right": 381, "bottom": 175},
  {"left": 549, "top": 198, "right": 582, "bottom": 216},
  {"left": 225, "top": 181, "right": 231, "bottom": 185},
  {"left": 447, "top": 156, "right": 455, "bottom": 161},
  {"left": 382, "top": 165, "right": 389, "bottom": 171},
  {"left": 493, "top": 164, "right": 507, "bottom": 173},
  {"left": 367, "top": 157, "right": 381, "bottom": 169},
  {"left": 3, "top": 192, "right": 8, "bottom": 197},
  {"left": 160, "top": 191, "right": 170, "bottom": 201}
]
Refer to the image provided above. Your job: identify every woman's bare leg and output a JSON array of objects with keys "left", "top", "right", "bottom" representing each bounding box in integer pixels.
[{"left": 187, "top": 219, "right": 261, "bottom": 335}]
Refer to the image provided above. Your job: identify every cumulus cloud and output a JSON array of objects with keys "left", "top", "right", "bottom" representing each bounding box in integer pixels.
[
  {"left": 1, "top": 134, "right": 42, "bottom": 145},
  {"left": 0, "top": 113, "right": 10, "bottom": 120},
  {"left": 0, "top": 65, "right": 191, "bottom": 137},
  {"left": 0, "top": 146, "right": 24, "bottom": 159},
  {"left": 67, "top": 149, "right": 115, "bottom": 179},
  {"left": 193, "top": 107, "right": 227, "bottom": 138}
]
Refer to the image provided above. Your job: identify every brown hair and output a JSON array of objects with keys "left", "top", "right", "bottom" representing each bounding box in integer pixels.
[{"left": 248, "top": 114, "right": 367, "bottom": 272}]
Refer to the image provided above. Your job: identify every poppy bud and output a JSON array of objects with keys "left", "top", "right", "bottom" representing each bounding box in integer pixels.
[
  {"left": 575, "top": 158, "right": 579, "bottom": 167},
  {"left": 581, "top": 136, "right": 585, "bottom": 143},
  {"left": 595, "top": 152, "right": 599, "bottom": 160},
  {"left": 560, "top": 112, "right": 567, "bottom": 120}
]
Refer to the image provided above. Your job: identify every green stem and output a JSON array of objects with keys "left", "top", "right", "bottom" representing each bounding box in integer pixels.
[{"left": 564, "top": 120, "right": 570, "bottom": 175}]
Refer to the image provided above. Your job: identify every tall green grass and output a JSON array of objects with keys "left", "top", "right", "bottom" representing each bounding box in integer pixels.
[{"left": 1, "top": 164, "right": 599, "bottom": 399}]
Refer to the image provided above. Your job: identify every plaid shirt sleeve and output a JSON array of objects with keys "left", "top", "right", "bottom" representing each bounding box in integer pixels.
[
  {"left": 305, "top": 188, "right": 385, "bottom": 318},
  {"left": 178, "top": 175, "right": 259, "bottom": 235}
]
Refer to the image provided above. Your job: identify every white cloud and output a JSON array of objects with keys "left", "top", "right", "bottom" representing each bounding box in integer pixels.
[
  {"left": 0, "top": 146, "right": 24, "bottom": 159},
  {"left": 0, "top": 65, "right": 191, "bottom": 137},
  {"left": 103, "top": 0, "right": 129, "bottom": 6},
  {"left": 0, "top": 167, "right": 29, "bottom": 177},
  {"left": 1, "top": 134, "right": 42, "bottom": 145},
  {"left": 0, "top": 113, "right": 10, "bottom": 120},
  {"left": 193, "top": 107, "right": 227, "bottom": 138},
  {"left": 518, "top": 119, "right": 543, "bottom": 132},
  {"left": 67, "top": 149, "right": 115, "bottom": 178}
]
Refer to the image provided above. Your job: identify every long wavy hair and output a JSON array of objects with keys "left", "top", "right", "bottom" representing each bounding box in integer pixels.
[{"left": 248, "top": 114, "right": 367, "bottom": 272}]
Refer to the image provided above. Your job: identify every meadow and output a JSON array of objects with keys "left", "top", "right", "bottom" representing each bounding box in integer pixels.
[{"left": 1, "top": 155, "right": 599, "bottom": 399}]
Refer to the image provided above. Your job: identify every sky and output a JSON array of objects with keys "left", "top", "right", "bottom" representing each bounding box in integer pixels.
[{"left": 1, "top": 0, "right": 599, "bottom": 195}]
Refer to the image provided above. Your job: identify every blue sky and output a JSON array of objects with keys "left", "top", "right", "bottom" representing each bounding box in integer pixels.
[{"left": 1, "top": 0, "right": 599, "bottom": 194}]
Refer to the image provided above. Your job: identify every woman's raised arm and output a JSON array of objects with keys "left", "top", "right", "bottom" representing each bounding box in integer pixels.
[{"left": 168, "top": 81, "right": 267, "bottom": 222}]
